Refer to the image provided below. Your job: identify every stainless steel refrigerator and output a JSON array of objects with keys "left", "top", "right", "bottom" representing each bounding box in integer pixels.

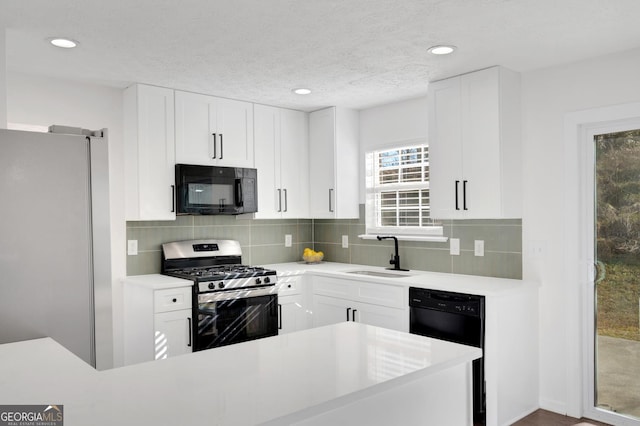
[{"left": 0, "top": 126, "right": 113, "bottom": 368}]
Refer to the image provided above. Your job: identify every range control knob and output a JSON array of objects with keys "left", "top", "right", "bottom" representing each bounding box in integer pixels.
[
  {"left": 255, "top": 278, "right": 262, "bottom": 285},
  {"left": 264, "top": 276, "right": 271, "bottom": 284},
  {"left": 218, "top": 282, "right": 225, "bottom": 289},
  {"left": 208, "top": 283, "right": 215, "bottom": 290}
]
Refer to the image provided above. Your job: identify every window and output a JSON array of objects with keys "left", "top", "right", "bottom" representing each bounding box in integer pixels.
[{"left": 365, "top": 141, "right": 443, "bottom": 237}]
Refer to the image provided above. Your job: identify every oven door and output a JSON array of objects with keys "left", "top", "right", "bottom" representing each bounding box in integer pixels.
[
  {"left": 176, "top": 164, "right": 251, "bottom": 215},
  {"left": 195, "top": 287, "right": 278, "bottom": 351}
]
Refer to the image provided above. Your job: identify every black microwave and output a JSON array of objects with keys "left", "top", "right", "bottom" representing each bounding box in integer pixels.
[{"left": 175, "top": 164, "right": 258, "bottom": 215}]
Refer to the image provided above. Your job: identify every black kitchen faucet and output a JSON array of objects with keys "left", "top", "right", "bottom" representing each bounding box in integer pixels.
[{"left": 376, "top": 236, "right": 409, "bottom": 271}]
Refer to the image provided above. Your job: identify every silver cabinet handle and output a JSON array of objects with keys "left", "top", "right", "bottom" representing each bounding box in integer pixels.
[
  {"left": 329, "top": 188, "right": 334, "bottom": 213},
  {"left": 277, "top": 189, "right": 282, "bottom": 212},
  {"left": 283, "top": 189, "right": 288, "bottom": 212}
]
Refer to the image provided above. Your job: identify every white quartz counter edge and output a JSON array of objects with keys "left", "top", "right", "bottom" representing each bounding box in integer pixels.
[
  {"left": 261, "top": 262, "right": 536, "bottom": 297},
  {"left": 124, "top": 273, "right": 193, "bottom": 290},
  {"left": 0, "top": 324, "right": 482, "bottom": 426}
]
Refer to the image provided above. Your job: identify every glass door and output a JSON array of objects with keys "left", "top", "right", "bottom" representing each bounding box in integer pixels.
[{"left": 587, "top": 127, "right": 640, "bottom": 425}]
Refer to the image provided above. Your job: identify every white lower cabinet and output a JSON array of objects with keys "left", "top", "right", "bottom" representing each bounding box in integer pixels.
[
  {"left": 278, "top": 295, "right": 308, "bottom": 334},
  {"left": 277, "top": 275, "right": 310, "bottom": 334},
  {"left": 311, "top": 276, "right": 408, "bottom": 332},
  {"left": 312, "top": 294, "right": 351, "bottom": 327},
  {"left": 124, "top": 275, "right": 193, "bottom": 365},
  {"left": 154, "top": 309, "right": 192, "bottom": 360},
  {"left": 312, "top": 295, "right": 407, "bottom": 332},
  {"left": 350, "top": 300, "right": 407, "bottom": 331}
]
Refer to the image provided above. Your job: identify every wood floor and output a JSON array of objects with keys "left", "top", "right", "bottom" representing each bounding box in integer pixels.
[{"left": 512, "top": 409, "right": 611, "bottom": 426}]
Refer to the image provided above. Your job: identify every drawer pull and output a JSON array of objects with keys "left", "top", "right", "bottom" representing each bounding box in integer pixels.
[{"left": 172, "top": 298, "right": 177, "bottom": 303}]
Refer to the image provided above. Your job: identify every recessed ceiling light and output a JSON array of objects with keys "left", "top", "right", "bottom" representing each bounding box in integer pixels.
[
  {"left": 428, "top": 45, "right": 456, "bottom": 55},
  {"left": 49, "top": 38, "right": 78, "bottom": 49},
  {"left": 292, "top": 88, "right": 312, "bottom": 95}
]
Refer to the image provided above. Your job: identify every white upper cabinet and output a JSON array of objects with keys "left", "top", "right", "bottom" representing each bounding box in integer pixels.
[
  {"left": 428, "top": 66, "right": 521, "bottom": 219},
  {"left": 254, "top": 104, "right": 309, "bottom": 219},
  {"left": 124, "top": 84, "right": 176, "bottom": 221},
  {"left": 308, "top": 107, "right": 359, "bottom": 219},
  {"left": 175, "top": 91, "right": 254, "bottom": 168}
]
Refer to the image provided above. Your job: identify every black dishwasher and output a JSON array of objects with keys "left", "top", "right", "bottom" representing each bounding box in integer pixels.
[{"left": 409, "top": 287, "right": 486, "bottom": 424}]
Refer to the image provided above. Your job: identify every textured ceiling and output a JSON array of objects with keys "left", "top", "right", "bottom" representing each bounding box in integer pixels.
[{"left": 2, "top": 0, "right": 640, "bottom": 111}]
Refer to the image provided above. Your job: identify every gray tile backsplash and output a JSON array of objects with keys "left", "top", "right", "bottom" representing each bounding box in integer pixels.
[
  {"left": 312, "top": 205, "right": 522, "bottom": 279},
  {"left": 127, "top": 205, "right": 522, "bottom": 279},
  {"left": 126, "top": 216, "right": 313, "bottom": 275}
]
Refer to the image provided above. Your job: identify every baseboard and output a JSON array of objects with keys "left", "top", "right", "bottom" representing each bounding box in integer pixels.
[
  {"left": 502, "top": 405, "right": 539, "bottom": 426},
  {"left": 539, "top": 397, "right": 567, "bottom": 416}
]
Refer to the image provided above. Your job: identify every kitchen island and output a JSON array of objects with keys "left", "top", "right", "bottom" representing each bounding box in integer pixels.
[{"left": 0, "top": 322, "right": 481, "bottom": 425}]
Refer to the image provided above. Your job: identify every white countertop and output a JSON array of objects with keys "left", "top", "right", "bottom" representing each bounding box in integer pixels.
[
  {"left": 0, "top": 323, "right": 481, "bottom": 426},
  {"left": 261, "top": 261, "right": 535, "bottom": 297},
  {"left": 125, "top": 262, "right": 535, "bottom": 297}
]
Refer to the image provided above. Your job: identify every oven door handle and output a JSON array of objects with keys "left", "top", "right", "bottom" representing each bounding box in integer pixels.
[{"left": 198, "top": 286, "right": 277, "bottom": 303}]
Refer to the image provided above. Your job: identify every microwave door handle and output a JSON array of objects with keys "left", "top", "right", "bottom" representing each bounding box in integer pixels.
[{"left": 235, "top": 179, "right": 244, "bottom": 207}]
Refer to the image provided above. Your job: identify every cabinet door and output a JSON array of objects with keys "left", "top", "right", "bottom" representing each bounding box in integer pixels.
[
  {"left": 333, "top": 107, "right": 360, "bottom": 219},
  {"left": 175, "top": 91, "right": 217, "bottom": 165},
  {"left": 461, "top": 67, "right": 502, "bottom": 217},
  {"left": 124, "top": 84, "right": 176, "bottom": 221},
  {"left": 215, "top": 97, "right": 254, "bottom": 168},
  {"left": 278, "top": 294, "right": 309, "bottom": 334},
  {"left": 253, "top": 104, "right": 281, "bottom": 218},
  {"left": 352, "top": 302, "right": 407, "bottom": 332},
  {"left": 308, "top": 108, "right": 336, "bottom": 218},
  {"left": 280, "top": 109, "right": 309, "bottom": 218},
  {"left": 312, "top": 294, "right": 350, "bottom": 328},
  {"left": 427, "top": 77, "right": 464, "bottom": 219},
  {"left": 154, "top": 309, "right": 192, "bottom": 360}
]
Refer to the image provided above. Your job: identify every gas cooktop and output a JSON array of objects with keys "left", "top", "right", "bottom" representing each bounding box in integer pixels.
[
  {"left": 161, "top": 239, "right": 278, "bottom": 293},
  {"left": 166, "top": 265, "right": 276, "bottom": 281}
]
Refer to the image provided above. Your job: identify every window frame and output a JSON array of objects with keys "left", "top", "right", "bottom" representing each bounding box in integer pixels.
[{"left": 364, "top": 139, "right": 444, "bottom": 238}]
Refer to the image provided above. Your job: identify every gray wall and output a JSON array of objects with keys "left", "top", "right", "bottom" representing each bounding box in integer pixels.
[{"left": 127, "top": 205, "right": 522, "bottom": 279}]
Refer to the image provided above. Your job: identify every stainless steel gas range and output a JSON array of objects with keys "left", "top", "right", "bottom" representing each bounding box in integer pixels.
[{"left": 161, "top": 239, "right": 278, "bottom": 351}]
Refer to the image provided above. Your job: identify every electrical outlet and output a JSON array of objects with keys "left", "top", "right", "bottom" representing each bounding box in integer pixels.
[
  {"left": 342, "top": 235, "right": 349, "bottom": 248},
  {"left": 529, "top": 240, "right": 547, "bottom": 259},
  {"left": 474, "top": 240, "right": 485, "bottom": 257},
  {"left": 450, "top": 238, "right": 460, "bottom": 256},
  {"left": 127, "top": 240, "right": 138, "bottom": 256},
  {"left": 285, "top": 234, "right": 292, "bottom": 247}
]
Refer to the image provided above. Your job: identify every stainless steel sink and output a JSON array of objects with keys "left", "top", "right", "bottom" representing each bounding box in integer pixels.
[{"left": 346, "top": 270, "right": 411, "bottom": 278}]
